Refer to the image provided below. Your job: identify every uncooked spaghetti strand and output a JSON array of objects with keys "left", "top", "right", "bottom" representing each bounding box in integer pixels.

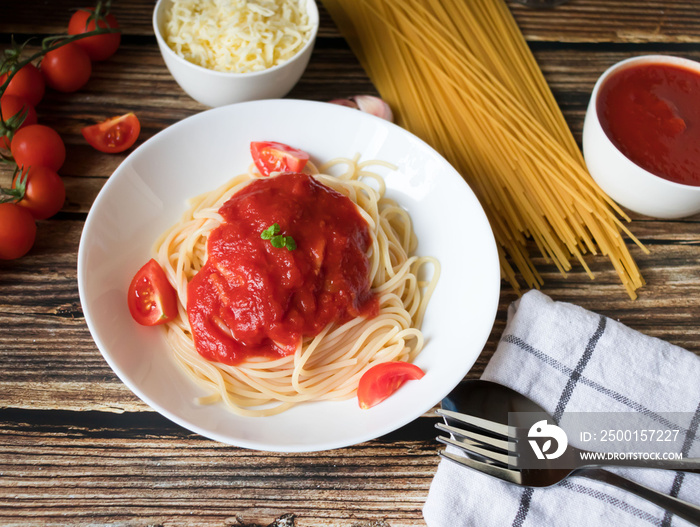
[
  {"left": 321, "top": 0, "right": 644, "bottom": 297},
  {"left": 384, "top": 0, "right": 575, "bottom": 162},
  {"left": 485, "top": 0, "right": 585, "bottom": 162},
  {"left": 362, "top": 0, "right": 632, "bottom": 224}
]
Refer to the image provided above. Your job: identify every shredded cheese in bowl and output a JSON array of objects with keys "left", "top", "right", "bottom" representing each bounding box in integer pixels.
[{"left": 164, "top": 0, "right": 314, "bottom": 73}]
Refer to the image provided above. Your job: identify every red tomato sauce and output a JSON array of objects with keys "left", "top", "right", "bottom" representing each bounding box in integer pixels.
[
  {"left": 596, "top": 62, "right": 700, "bottom": 187},
  {"left": 187, "top": 172, "right": 379, "bottom": 365}
]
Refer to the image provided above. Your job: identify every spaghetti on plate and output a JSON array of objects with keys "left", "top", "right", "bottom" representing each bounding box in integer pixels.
[{"left": 153, "top": 149, "right": 439, "bottom": 416}]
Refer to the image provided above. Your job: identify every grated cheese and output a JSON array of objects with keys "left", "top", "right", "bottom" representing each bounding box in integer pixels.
[{"left": 164, "top": 0, "right": 313, "bottom": 73}]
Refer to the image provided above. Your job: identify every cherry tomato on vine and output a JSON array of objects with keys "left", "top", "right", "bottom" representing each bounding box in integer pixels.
[
  {"left": 250, "top": 141, "right": 309, "bottom": 177},
  {"left": 357, "top": 361, "right": 425, "bottom": 409},
  {"left": 11, "top": 124, "right": 66, "bottom": 172},
  {"left": 41, "top": 42, "right": 92, "bottom": 93},
  {"left": 0, "top": 63, "right": 45, "bottom": 107},
  {"left": 127, "top": 259, "right": 179, "bottom": 326},
  {"left": 12, "top": 166, "right": 66, "bottom": 220},
  {"left": 0, "top": 202, "right": 36, "bottom": 260},
  {"left": 0, "top": 95, "right": 37, "bottom": 149},
  {"left": 82, "top": 113, "right": 140, "bottom": 153},
  {"left": 68, "top": 8, "right": 121, "bottom": 62}
]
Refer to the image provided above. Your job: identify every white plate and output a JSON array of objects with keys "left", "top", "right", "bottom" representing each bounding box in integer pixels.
[{"left": 77, "top": 99, "right": 500, "bottom": 452}]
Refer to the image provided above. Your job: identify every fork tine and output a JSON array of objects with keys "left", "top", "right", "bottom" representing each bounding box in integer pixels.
[
  {"left": 435, "top": 422, "right": 515, "bottom": 453},
  {"left": 436, "top": 434, "right": 517, "bottom": 467},
  {"left": 436, "top": 408, "right": 513, "bottom": 438},
  {"left": 438, "top": 450, "right": 522, "bottom": 485}
]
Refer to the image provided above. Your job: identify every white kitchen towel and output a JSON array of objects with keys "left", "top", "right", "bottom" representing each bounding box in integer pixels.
[{"left": 423, "top": 290, "right": 700, "bottom": 527}]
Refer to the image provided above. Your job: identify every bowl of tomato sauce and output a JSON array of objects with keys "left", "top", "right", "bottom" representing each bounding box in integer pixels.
[{"left": 583, "top": 55, "right": 700, "bottom": 219}]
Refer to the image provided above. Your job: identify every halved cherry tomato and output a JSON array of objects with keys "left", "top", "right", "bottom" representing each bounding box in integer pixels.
[
  {"left": 127, "top": 259, "right": 178, "bottom": 326},
  {"left": 357, "top": 361, "right": 425, "bottom": 409},
  {"left": 11, "top": 124, "right": 66, "bottom": 172},
  {"left": 250, "top": 141, "right": 309, "bottom": 177},
  {"left": 82, "top": 113, "right": 140, "bottom": 153},
  {"left": 0, "top": 95, "right": 37, "bottom": 149},
  {"left": 41, "top": 42, "right": 92, "bottom": 93},
  {"left": 68, "top": 8, "right": 121, "bottom": 62},
  {"left": 0, "top": 64, "right": 45, "bottom": 107}
]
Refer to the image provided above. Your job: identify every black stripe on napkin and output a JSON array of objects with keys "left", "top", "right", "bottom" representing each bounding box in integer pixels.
[
  {"left": 661, "top": 401, "right": 700, "bottom": 527},
  {"left": 510, "top": 316, "right": 606, "bottom": 526},
  {"left": 512, "top": 487, "right": 533, "bottom": 527},
  {"left": 553, "top": 316, "right": 607, "bottom": 423}
]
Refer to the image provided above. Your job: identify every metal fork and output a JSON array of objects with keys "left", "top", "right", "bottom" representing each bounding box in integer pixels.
[
  {"left": 436, "top": 407, "right": 700, "bottom": 525},
  {"left": 437, "top": 408, "right": 700, "bottom": 473}
]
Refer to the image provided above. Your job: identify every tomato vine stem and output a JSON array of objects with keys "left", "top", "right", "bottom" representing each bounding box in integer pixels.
[{"left": 0, "top": 0, "right": 119, "bottom": 134}]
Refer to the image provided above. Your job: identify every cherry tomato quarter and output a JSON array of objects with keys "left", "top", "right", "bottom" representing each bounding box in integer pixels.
[
  {"left": 0, "top": 95, "right": 37, "bottom": 149},
  {"left": 41, "top": 42, "right": 92, "bottom": 93},
  {"left": 357, "top": 361, "right": 425, "bottom": 409},
  {"left": 12, "top": 166, "right": 66, "bottom": 220},
  {"left": 0, "top": 202, "right": 36, "bottom": 260},
  {"left": 11, "top": 124, "right": 66, "bottom": 172},
  {"left": 0, "top": 64, "right": 45, "bottom": 107},
  {"left": 250, "top": 141, "right": 310, "bottom": 177},
  {"left": 127, "top": 259, "right": 179, "bottom": 326},
  {"left": 82, "top": 113, "right": 140, "bottom": 154},
  {"left": 68, "top": 8, "right": 121, "bottom": 61}
]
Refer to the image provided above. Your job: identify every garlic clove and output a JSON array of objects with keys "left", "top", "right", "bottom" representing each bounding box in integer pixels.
[
  {"left": 328, "top": 98, "right": 359, "bottom": 109},
  {"left": 351, "top": 95, "right": 393, "bottom": 122}
]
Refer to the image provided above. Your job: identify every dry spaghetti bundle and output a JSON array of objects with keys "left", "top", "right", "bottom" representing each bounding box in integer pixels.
[{"left": 322, "top": 0, "right": 647, "bottom": 298}]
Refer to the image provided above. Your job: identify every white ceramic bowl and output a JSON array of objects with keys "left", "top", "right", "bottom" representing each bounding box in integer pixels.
[
  {"left": 583, "top": 55, "right": 700, "bottom": 219},
  {"left": 152, "top": 0, "right": 319, "bottom": 107},
  {"left": 77, "top": 99, "right": 500, "bottom": 452}
]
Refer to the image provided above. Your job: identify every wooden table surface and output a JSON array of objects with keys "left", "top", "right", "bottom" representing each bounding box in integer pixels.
[{"left": 1, "top": 1, "right": 699, "bottom": 525}]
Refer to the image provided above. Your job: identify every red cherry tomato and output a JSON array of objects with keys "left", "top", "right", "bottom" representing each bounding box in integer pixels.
[
  {"left": 11, "top": 124, "right": 66, "bottom": 172},
  {"left": 68, "top": 8, "right": 121, "bottom": 62},
  {"left": 0, "top": 202, "right": 37, "bottom": 260},
  {"left": 250, "top": 141, "right": 310, "bottom": 177},
  {"left": 127, "top": 259, "right": 179, "bottom": 326},
  {"left": 12, "top": 165, "right": 66, "bottom": 220},
  {"left": 41, "top": 42, "right": 92, "bottom": 93},
  {"left": 82, "top": 113, "right": 140, "bottom": 153},
  {"left": 0, "top": 64, "right": 45, "bottom": 107},
  {"left": 0, "top": 95, "right": 37, "bottom": 149},
  {"left": 357, "top": 361, "right": 425, "bottom": 409}
]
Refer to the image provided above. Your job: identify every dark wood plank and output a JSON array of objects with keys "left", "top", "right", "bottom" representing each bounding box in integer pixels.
[
  {"left": 511, "top": 0, "right": 700, "bottom": 43},
  {"left": 1, "top": 0, "right": 699, "bottom": 43},
  {"left": 0, "top": 409, "right": 439, "bottom": 526}
]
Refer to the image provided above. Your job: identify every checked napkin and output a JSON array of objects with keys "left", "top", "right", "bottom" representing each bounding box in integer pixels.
[{"left": 423, "top": 290, "right": 700, "bottom": 527}]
